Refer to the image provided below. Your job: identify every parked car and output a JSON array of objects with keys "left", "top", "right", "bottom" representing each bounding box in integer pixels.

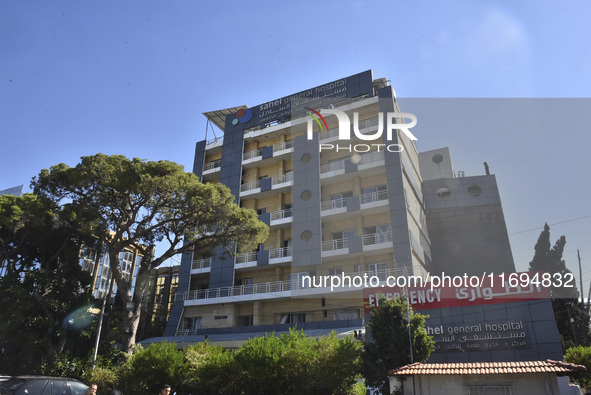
[{"left": 0, "top": 376, "right": 88, "bottom": 395}]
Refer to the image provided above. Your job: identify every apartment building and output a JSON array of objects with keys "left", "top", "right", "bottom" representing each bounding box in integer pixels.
[{"left": 160, "top": 70, "right": 515, "bottom": 344}]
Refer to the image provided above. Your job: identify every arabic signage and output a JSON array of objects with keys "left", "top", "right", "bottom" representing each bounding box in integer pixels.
[
  {"left": 228, "top": 70, "right": 374, "bottom": 130},
  {"left": 363, "top": 271, "right": 551, "bottom": 314},
  {"left": 430, "top": 319, "right": 529, "bottom": 353}
]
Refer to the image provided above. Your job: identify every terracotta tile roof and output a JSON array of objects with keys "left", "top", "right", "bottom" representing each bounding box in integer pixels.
[{"left": 389, "top": 360, "right": 586, "bottom": 376}]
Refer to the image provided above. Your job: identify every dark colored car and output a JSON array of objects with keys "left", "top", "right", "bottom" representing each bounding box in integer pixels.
[{"left": 0, "top": 376, "right": 88, "bottom": 395}]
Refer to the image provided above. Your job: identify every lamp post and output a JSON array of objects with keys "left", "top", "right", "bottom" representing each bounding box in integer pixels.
[{"left": 92, "top": 276, "right": 113, "bottom": 369}]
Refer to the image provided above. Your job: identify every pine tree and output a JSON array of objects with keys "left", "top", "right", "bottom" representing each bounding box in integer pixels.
[{"left": 529, "top": 223, "right": 589, "bottom": 347}]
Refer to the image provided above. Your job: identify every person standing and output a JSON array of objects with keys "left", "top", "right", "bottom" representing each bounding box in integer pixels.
[{"left": 107, "top": 383, "right": 123, "bottom": 395}]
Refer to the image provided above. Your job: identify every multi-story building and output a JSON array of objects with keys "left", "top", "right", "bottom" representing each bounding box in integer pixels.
[
  {"left": 79, "top": 241, "right": 145, "bottom": 301},
  {"left": 137, "top": 264, "right": 180, "bottom": 340},
  {"left": 158, "top": 70, "right": 515, "bottom": 345}
]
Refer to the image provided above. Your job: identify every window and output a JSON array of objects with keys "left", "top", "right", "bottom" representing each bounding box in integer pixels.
[
  {"left": 281, "top": 312, "right": 306, "bottom": 324},
  {"left": 328, "top": 267, "right": 343, "bottom": 276},
  {"left": 289, "top": 271, "right": 310, "bottom": 290},
  {"left": 361, "top": 185, "right": 387, "bottom": 203},
  {"left": 120, "top": 250, "right": 134, "bottom": 273},
  {"left": 239, "top": 315, "right": 254, "bottom": 326},
  {"left": 329, "top": 191, "right": 353, "bottom": 209},
  {"left": 331, "top": 230, "right": 356, "bottom": 249},
  {"left": 333, "top": 308, "right": 360, "bottom": 320},
  {"left": 368, "top": 262, "right": 387, "bottom": 280},
  {"left": 182, "top": 317, "right": 202, "bottom": 332}
]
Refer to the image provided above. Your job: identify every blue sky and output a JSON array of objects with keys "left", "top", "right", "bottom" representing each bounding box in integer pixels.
[{"left": 1, "top": 1, "right": 590, "bottom": 288}]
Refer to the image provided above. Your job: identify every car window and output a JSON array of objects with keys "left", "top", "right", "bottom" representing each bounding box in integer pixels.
[
  {"left": 49, "top": 380, "right": 68, "bottom": 395},
  {"left": 18, "top": 379, "right": 48, "bottom": 394},
  {"left": 68, "top": 381, "right": 89, "bottom": 395}
]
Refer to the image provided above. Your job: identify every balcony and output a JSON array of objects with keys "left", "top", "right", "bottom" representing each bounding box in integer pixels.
[
  {"left": 269, "top": 246, "right": 292, "bottom": 264},
  {"left": 191, "top": 257, "right": 211, "bottom": 273},
  {"left": 240, "top": 171, "right": 293, "bottom": 196},
  {"left": 360, "top": 189, "right": 388, "bottom": 205},
  {"left": 174, "top": 265, "right": 428, "bottom": 305},
  {"left": 319, "top": 116, "right": 379, "bottom": 142},
  {"left": 242, "top": 140, "right": 294, "bottom": 165},
  {"left": 362, "top": 231, "right": 392, "bottom": 246},
  {"left": 270, "top": 208, "right": 292, "bottom": 227},
  {"left": 320, "top": 151, "right": 384, "bottom": 181},
  {"left": 202, "top": 159, "right": 221, "bottom": 172},
  {"left": 235, "top": 251, "right": 258, "bottom": 265}
]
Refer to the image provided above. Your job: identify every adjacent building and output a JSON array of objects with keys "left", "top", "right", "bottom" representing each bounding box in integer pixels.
[{"left": 154, "top": 70, "right": 517, "bottom": 346}]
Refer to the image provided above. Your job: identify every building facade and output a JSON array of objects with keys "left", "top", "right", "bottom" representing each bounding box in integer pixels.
[{"left": 160, "top": 71, "right": 515, "bottom": 344}]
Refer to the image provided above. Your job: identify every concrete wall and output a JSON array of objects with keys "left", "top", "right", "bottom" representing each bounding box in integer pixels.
[{"left": 422, "top": 174, "right": 515, "bottom": 276}]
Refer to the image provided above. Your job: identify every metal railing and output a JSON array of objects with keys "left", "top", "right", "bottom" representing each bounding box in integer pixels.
[
  {"left": 272, "top": 171, "right": 293, "bottom": 185},
  {"left": 192, "top": 257, "right": 212, "bottom": 270},
  {"left": 320, "top": 160, "right": 345, "bottom": 174},
  {"left": 242, "top": 141, "right": 294, "bottom": 162},
  {"left": 273, "top": 140, "right": 293, "bottom": 152},
  {"left": 359, "top": 189, "right": 388, "bottom": 204},
  {"left": 270, "top": 208, "right": 292, "bottom": 221},
  {"left": 240, "top": 180, "right": 261, "bottom": 193},
  {"left": 321, "top": 198, "right": 347, "bottom": 211},
  {"left": 318, "top": 116, "right": 379, "bottom": 140},
  {"left": 174, "top": 265, "right": 428, "bottom": 303},
  {"left": 362, "top": 231, "right": 392, "bottom": 246},
  {"left": 358, "top": 151, "right": 384, "bottom": 166},
  {"left": 269, "top": 246, "right": 292, "bottom": 259},
  {"left": 320, "top": 151, "right": 384, "bottom": 174},
  {"left": 235, "top": 251, "right": 258, "bottom": 264},
  {"left": 203, "top": 159, "right": 221, "bottom": 171},
  {"left": 322, "top": 237, "right": 349, "bottom": 251},
  {"left": 243, "top": 149, "right": 262, "bottom": 161}
]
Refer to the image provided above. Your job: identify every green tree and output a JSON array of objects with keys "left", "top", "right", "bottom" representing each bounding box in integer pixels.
[
  {"left": 565, "top": 345, "right": 591, "bottom": 390},
  {"left": 117, "top": 342, "right": 189, "bottom": 394},
  {"left": 231, "top": 329, "right": 363, "bottom": 394},
  {"left": 528, "top": 223, "right": 590, "bottom": 347},
  {"left": 0, "top": 193, "right": 96, "bottom": 374},
  {"left": 32, "top": 154, "right": 269, "bottom": 354},
  {"left": 363, "top": 297, "right": 434, "bottom": 395}
]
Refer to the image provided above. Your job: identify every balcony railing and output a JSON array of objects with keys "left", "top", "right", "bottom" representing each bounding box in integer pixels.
[
  {"left": 322, "top": 238, "right": 349, "bottom": 251},
  {"left": 358, "top": 151, "right": 384, "bottom": 166},
  {"left": 203, "top": 159, "right": 221, "bottom": 171},
  {"left": 270, "top": 208, "right": 292, "bottom": 221},
  {"left": 318, "top": 116, "right": 379, "bottom": 140},
  {"left": 192, "top": 257, "right": 212, "bottom": 270},
  {"left": 362, "top": 231, "right": 392, "bottom": 246},
  {"left": 321, "top": 198, "right": 347, "bottom": 211},
  {"left": 242, "top": 141, "right": 294, "bottom": 162},
  {"left": 360, "top": 189, "right": 388, "bottom": 204},
  {"left": 272, "top": 171, "right": 293, "bottom": 185},
  {"left": 175, "top": 265, "right": 427, "bottom": 303},
  {"left": 241, "top": 172, "right": 293, "bottom": 193},
  {"left": 235, "top": 251, "right": 258, "bottom": 264},
  {"left": 240, "top": 180, "right": 261, "bottom": 193},
  {"left": 243, "top": 149, "right": 262, "bottom": 161},
  {"left": 320, "top": 151, "right": 384, "bottom": 174},
  {"left": 269, "top": 246, "right": 292, "bottom": 259},
  {"left": 320, "top": 160, "right": 345, "bottom": 174},
  {"left": 273, "top": 140, "right": 293, "bottom": 152}
]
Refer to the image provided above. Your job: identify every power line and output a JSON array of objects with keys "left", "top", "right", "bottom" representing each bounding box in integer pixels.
[{"left": 510, "top": 215, "right": 591, "bottom": 235}]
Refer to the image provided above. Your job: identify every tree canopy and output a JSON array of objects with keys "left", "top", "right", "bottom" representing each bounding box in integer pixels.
[
  {"left": 31, "top": 154, "right": 269, "bottom": 353},
  {"left": 528, "top": 223, "right": 589, "bottom": 347},
  {"left": 0, "top": 193, "right": 95, "bottom": 374},
  {"left": 363, "top": 297, "right": 434, "bottom": 395}
]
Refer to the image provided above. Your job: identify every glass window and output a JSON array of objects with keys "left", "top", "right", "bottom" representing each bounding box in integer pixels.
[{"left": 68, "top": 381, "right": 89, "bottom": 395}]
